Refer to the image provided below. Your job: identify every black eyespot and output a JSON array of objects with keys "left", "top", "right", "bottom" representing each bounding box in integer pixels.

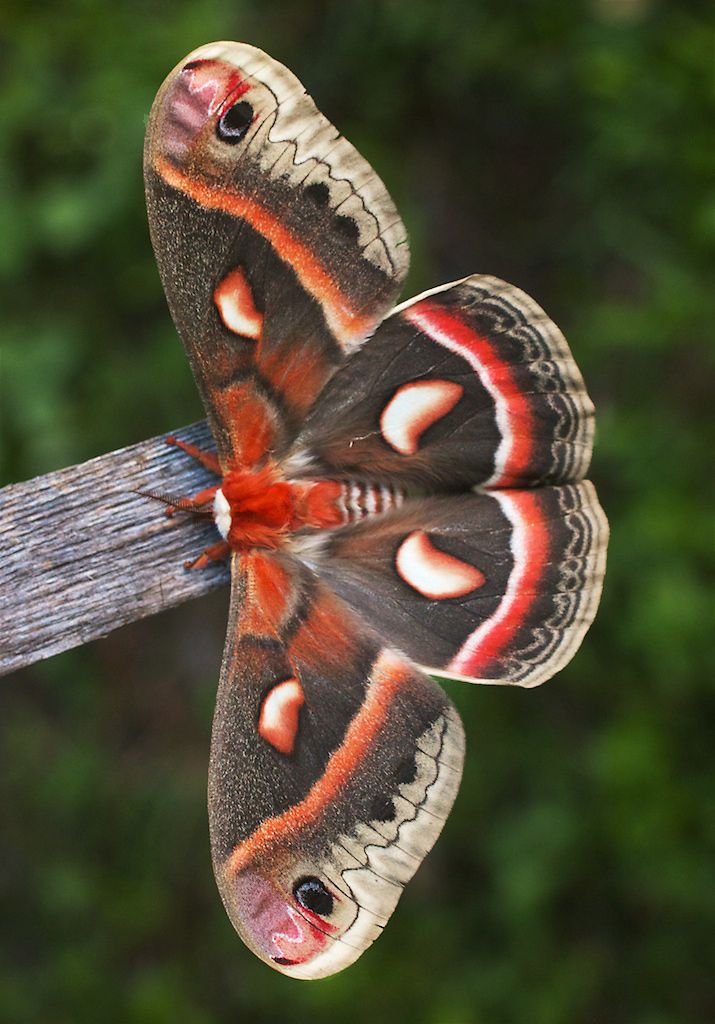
[
  {"left": 370, "top": 794, "right": 397, "bottom": 822},
  {"left": 305, "top": 182, "right": 330, "bottom": 207},
  {"left": 394, "top": 756, "right": 417, "bottom": 786},
  {"left": 217, "top": 101, "right": 253, "bottom": 144},
  {"left": 293, "top": 876, "right": 334, "bottom": 917},
  {"left": 334, "top": 214, "right": 360, "bottom": 242}
]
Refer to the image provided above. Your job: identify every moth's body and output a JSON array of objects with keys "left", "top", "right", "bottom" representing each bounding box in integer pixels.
[
  {"left": 145, "top": 41, "right": 608, "bottom": 978},
  {"left": 211, "top": 466, "right": 408, "bottom": 550}
]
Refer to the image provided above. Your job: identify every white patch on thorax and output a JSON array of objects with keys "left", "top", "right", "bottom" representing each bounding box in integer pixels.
[{"left": 213, "top": 488, "right": 231, "bottom": 540}]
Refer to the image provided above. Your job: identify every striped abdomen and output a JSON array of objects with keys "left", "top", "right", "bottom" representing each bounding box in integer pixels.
[{"left": 333, "top": 479, "right": 407, "bottom": 524}]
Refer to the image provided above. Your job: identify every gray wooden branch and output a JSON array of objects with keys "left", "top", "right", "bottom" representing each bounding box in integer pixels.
[{"left": 0, "top": 421, "right": 230, "bottom": 676}]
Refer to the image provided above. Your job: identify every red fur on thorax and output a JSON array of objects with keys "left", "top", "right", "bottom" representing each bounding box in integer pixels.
[
  {"left": 222, "top": 468, "right": 346, "bottom": 551},
  {"left": 222, "top": 465, "right": 294, "bottom": 550}
]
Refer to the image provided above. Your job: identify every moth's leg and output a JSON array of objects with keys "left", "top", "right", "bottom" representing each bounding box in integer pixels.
[
  {"left": 164, "top": 434, "right": 222, "bottom": 516},
  {"left": 184, "top": 540, "right": 230, "bottom": 570},
  {"left": 166, "top": 434, "right": 222, "bottom": 475}
]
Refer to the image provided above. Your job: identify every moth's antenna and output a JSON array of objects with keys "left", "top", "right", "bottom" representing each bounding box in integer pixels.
[{"left": 133, "top": 488, "right": 214, "bottom": 517}]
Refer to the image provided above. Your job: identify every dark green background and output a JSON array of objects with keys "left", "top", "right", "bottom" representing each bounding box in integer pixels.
[{"left": 1, "top": 1, "right": 712, "bottom": 1022}]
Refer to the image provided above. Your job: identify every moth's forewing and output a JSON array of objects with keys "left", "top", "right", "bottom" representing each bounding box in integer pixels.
[
  {"left": 144, "top": 41, "right": 409, "bottom": 469},
  {"left": 208, "top": 553, "right": 464, "bottom": 978}
]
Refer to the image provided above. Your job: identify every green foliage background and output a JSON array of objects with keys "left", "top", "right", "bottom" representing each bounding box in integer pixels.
[{"left": 1, "top": 2, "right": 712, "bottom": 1022}]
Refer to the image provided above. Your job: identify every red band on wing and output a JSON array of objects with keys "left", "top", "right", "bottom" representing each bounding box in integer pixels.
[
  {"left": 236, "top": 552, "right": 296, "bottom": 639},
  {"left": 212, "top": 381, "right": 278, "bottom": 471},
  {"left": 259, "top": 342, "right": 332, "bottom": 419},
  {"left": 288, "top": 588, "right": 362, "bottom": 677},
  {"left": 155, "top": 157, "right": 375, "bottom": 349},
  {"left": 225, "top": 650, "right": 411, "bottom": 874},
  {"left": 448, "top": 491, "right": 548, "bottom": 677},
  {"left": 402, "top": 301, "right": 533, "bottom": 487}
]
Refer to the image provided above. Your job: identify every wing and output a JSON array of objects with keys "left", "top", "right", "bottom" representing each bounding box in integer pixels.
[
  {"left": 297, "top": 483, "right": 608, "bottom": 687},
  {"left": 209, "top": 550, "right": 464, "bottom": 979},
  {"left": 283, "top": 274, "right": 607, "bottom": 687},
  {"left": 287, "top": 275, "right": 594, "bottom": 489},
  {"left": 144, "top": 41, "right": 409, "bottom": 470}
]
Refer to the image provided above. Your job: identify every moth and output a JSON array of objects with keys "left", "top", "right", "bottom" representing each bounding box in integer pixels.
[{"left": 144, "top": 41, "right": 608, "bottom": 979}]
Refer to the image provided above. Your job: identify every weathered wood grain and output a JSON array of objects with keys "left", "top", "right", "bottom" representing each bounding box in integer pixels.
[{"left": 0, "top": 421, "right": 230, "bottom": 676}]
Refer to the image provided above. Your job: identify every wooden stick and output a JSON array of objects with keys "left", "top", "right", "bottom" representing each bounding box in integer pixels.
[{"left": 0, "top": 421, "right": 230, "bottom": 676}]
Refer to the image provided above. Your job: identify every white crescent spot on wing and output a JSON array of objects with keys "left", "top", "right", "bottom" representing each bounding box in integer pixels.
[
  {"left": 214, "top": 267, "right": 264, "bottom": 339},
  {"left": 258, "top": 678, "right": 305, "bottom": 755},
  {"left": 380, "top": 379, "right": 464, "bottom": 456},
  {"left": 396, "top": 531, "right": 485, "bottom": 599}
]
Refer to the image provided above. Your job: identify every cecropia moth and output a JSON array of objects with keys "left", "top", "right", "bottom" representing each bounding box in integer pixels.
[{"left": 143, "top": 41, "right": 608, "bottom": 979}]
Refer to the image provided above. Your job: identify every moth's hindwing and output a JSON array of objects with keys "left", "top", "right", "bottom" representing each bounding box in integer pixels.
[
  {"left": 300, "top": 483, "right": 608, "bottom": 687},
  {"left": 289, "top": 275, "right": 595, "bottom": 489},
  {"left": 144, "top": 41, "right": 409, "bottom": 470},
  {"left": 209, "top": 552, "right": 464, "bottom": 978}
]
